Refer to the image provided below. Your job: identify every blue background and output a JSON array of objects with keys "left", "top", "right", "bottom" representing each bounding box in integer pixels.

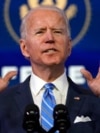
[{"left": 0, "top": 0, "right": 100, "bottom": 88}]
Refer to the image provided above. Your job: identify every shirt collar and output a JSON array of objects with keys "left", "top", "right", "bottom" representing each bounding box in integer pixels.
[
  {"left": 30, "top": 69, "right": 68, "bottom": 96},
  {"left": 30, "top": 72, "right": 46, "bottom": 95},
  {"left": 52, "top": 69, "right": 69, "bottom": 96}
]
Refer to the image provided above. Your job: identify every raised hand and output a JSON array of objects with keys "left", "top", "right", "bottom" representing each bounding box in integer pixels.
[
  {"left": 0, "top": 71, "right": 17, "bottom": 92},
  {"left": 80, "top": 68, "right": 100, "bottom": 96}
]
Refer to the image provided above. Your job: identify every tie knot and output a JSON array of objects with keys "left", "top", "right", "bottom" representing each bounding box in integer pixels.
[{"left": 44, "top": 83, "right": 55, "bottom": 90}]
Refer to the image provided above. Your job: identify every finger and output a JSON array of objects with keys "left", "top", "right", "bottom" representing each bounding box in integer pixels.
[
  {"left": 96, "top": 67, "right": 100, "bottom": 78},
  {"left": 98, "top": 66, "right": 100, "bottom": 73},
  {"left": 3, "top": 71, "right": 17, "bottom": 83},
  {"left": 80, "top": 68, "right": 93, "bottom": 81}
]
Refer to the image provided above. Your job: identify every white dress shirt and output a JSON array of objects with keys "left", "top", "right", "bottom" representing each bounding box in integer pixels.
[{"left": 29, "top": 69, "right": 69, "bottom": 114}]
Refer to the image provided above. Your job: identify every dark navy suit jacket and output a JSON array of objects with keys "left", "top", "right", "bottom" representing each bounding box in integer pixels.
[{"left": 0, "top": 76, "right": 100, "bottom": 133}]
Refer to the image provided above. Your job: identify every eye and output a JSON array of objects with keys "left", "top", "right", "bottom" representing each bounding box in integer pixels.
[
  {"left": 35, "top": 30, "right": 44, "bottom": 34},
  {"left": 54, "top": 30, "right": 62, "bottom": 34}
]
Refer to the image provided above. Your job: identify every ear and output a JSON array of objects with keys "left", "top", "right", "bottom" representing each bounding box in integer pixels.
[{"left": 19, "top": 39, "right": 30, "bottom": 58}]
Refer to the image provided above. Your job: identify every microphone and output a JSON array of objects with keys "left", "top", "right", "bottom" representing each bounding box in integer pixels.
[
  {"left": 23, "top": 104, "right": 46, "bottom": 133},
  {"left": 53, "top": 104, "right": 70, "bottom": 133}
]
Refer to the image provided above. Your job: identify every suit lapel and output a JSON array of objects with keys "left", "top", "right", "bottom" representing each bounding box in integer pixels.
[
  {"left": 66, "top": 77, "right": 85, "bottom": 123},
  {"left": 13, "top": 76, "right": 34, "bottom": 114}
]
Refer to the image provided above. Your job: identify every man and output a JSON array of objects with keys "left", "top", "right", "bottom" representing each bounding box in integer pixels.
[{"left": 0, "top": 5, "right": 100, "bottom": 133}]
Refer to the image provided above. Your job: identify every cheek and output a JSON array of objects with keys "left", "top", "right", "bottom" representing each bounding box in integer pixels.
[
  {"left": 30, "top": 46, "right": 39, "bottom": 56},
  {"left": 61, "top": 42, "right": 71, "bottom": 57},
  {"left": 29, "top": 43, "right": 42, "bottom": 59},
  {"left": 27, "top": 38, "right": 39, "bottom": 52}
]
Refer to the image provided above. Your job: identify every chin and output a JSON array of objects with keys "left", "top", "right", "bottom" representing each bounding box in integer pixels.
[
  {"left": 44, "top": 61, "right": 62, "bottom": 66},
  {"left": 42, "top": 57, "right": 63, "bottom": 65}
]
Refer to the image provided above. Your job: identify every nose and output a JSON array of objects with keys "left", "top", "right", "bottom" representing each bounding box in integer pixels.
[{"left": 45, "top": 30, "right": 55, "bottom": 44}]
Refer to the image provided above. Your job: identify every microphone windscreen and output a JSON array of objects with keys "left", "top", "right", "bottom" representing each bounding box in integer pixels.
[
  {"left": 53, "top": 104, "right": 70, "bottom": 131},
  {"left": 53, "top": 104, "right": 69, "bottom": 119},
  {"left": 24, "top": 104, "right": 39, "bottom": 119},
  {"left": 23, "top": 104, "right": 40, "bottom": 132}
]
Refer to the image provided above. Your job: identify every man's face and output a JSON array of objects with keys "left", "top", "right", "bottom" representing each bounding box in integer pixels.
[{"left": 20, "top": 9, "right": 72, "bottom": 68}]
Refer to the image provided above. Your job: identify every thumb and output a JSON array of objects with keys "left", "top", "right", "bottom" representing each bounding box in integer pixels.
[
  {"left": 80, "top": 68, "right": 93, "bottom": 82},
  {"left": 3, "top": 71, "right": 17, "bottom": 84}
]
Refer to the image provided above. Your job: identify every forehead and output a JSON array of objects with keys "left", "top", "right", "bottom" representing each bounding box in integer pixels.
[{"left": 26, "top": 9, "right": 66, "bottom": 28}]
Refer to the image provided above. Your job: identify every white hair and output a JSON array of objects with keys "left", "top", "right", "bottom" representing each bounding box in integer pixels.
[{"left": 20, "top": 5, "right": 71, "bottom": 39}]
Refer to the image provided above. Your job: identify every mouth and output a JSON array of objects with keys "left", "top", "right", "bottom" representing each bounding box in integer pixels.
[{"left": 43, "top": 48, "right": 58, "bottom": 54}]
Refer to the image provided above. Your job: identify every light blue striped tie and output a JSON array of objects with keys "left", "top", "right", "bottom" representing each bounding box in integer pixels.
[{"left": 41, "top": 83, "right": 56, "bottom": 131}]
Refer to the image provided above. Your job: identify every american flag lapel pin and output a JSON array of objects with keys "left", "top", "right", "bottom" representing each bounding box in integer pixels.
[{"left": 74, "top": 97, "right": 80, "bottom": 100}]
